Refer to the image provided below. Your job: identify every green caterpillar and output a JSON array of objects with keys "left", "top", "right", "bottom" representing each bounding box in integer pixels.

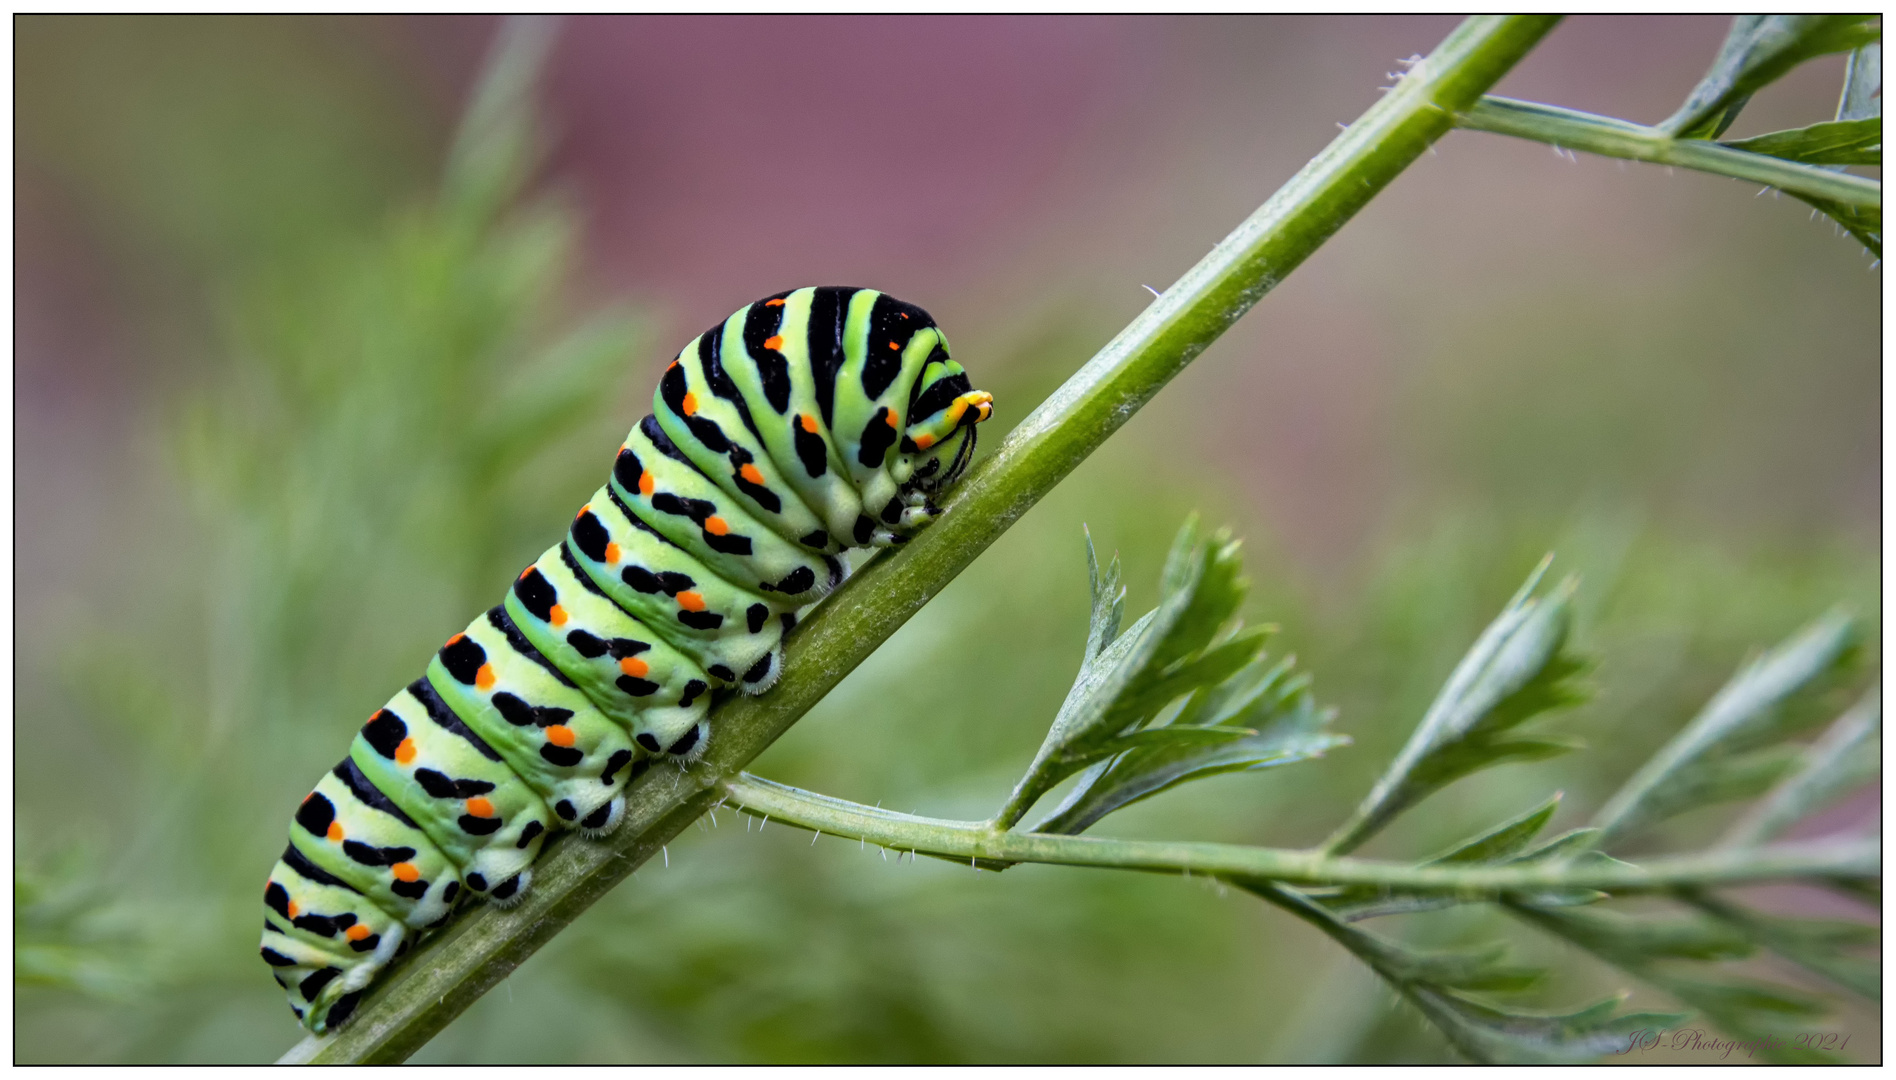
[{"left": 259, "top": 287, "right": 993, "bottom": 1033}]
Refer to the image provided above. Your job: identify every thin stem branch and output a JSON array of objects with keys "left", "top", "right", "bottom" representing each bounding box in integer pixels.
[
  {"left": 287, "top": 15, "right": 1560, "bottom": 1064},
  {"left": 1242, "top": 881, "right": 1501, "bottom": 1063},
  {"left": 1674, "top": 887, "right": 1880, "bottom": 1000},
  {"left": 721, "top": 774, "right": 1878, "bottom": 893},
  {"left": 1455, "top": 96, "right": 1882, "bottom": 207}
]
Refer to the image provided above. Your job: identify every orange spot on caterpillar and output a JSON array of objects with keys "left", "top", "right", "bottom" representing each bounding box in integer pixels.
[
  {"left": 739, "top": 463, "right": 765, "bottom": 485},
  {"left": 286, "top": 901, "right": 300, "bottom": 918},
  {"left": 763, "top": 335, "right": 784, "bottom": 350},
  {"left": 549, "top": 604, "right": 568, "bottom": 627},
  {"left": 391, "top": 863, "right": 420, "bottom": 883},
  {"left": 326, "top": 822, "right": 343, "bottom": 842},
  {"left": 764, "top": 298, "right": 785, "bottom": 307},
  {"left": 619, "top": 656, "right": 649, "bottom": 678},
  {"left": 604, "top": 541, "right": 621, "bottom": 564},
  {"left": 676, "top": 591, "right": 707, "bottom": 612},
  {"left": 885, "top": 411, "right": 899, "bottom": 428},
  {"left": 346, "top": 924, "right": 372, "bottom": 941},
  {"left": 638, "top": 472, "right": 654, "bottom": 496},
  {"left": 681, "top": 392, "right": 698, "bottom": 416},
  {"left": 889, "top": 341, "right": 901, "bottom": 350},
  {"left": 545, "top": 725, "right": 576, "bottom": 748},
  {"left": 475, "top": 664, "right": 496, "bottom": 691},
  {"left": 799, "top": 414, "right": 817, "bottom": 433},
  {"left": 914, "top": 433, "right": 935, "bottom": 450},
  {"left": 395, "top": 738, "right": 417, "bottom": 765},
  {"left": 464, "top": 796, "right": 495, "bottom": 818},
  {"left": 447, "top": 633, "right": 467, "bottom": 647},
  {"left": 704, "top": 516, "right": 729, "bottom": 536}
]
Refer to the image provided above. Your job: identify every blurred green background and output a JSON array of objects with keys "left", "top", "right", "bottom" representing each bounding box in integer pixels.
[{"left": 15, "top": 15, "right": 1878, "bottom": 1063}]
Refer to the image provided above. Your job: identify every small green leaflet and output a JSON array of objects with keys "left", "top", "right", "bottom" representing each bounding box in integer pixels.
[
  {"left": 1722, "top": 117, "right": 1880, "bottom": 165},
  {"left": 999, "top": 518, "right": 1342, "bottom": 832},
  {"left": 1321, "top": 557, "right": 1588, "bottom": 856}
]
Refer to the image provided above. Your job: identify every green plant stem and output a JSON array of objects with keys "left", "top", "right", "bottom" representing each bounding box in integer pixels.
[
  {"left": 721, "top": 774, "right": 1877, "bottom": 893},
  {"left": 1456, "top": 96, "right": 1882, "bottom": 208},
  {"left": 287, "top": 15, "right": 1559, "bottom": 1064}
]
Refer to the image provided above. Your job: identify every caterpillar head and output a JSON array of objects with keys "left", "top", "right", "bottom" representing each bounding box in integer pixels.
[{"left": 899, "top": 343, "right": 992, "bottom": 497}]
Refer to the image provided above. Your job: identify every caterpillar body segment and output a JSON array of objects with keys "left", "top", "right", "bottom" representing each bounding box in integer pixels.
[
  {"left": 349, "top": 682, "right": 553, "bottom": 896},
  {"left": 612, "top": 416, "right": 841, "bottom": 609},
  {"left": 567, "top": 486, "right": 787, "bottom": 684},
  {"left": 827, "top": 290, "right": 949, "bottom": 520},
  {"left": 426, "top": 609, "right": 637, "bottom": 834},
  {"left": 288, "top": 764, "right": 462, "bottom": 929},
  {"left": 262, "top": 848, "right": 409, "bottom": 1031},
  {"left": 506, "top": 542, "right": 711, "bottom": 756},
  {"left": 261, "top": 287, "right": 993, "bottom": 1033}
]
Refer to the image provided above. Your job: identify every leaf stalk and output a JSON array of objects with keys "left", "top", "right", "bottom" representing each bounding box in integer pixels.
[
  {"left": 721, "top": 774, "right": 1877, "bottom": 895},
  {"left": 1455, "top": 96, "right": 1882, "bottom": 208}
]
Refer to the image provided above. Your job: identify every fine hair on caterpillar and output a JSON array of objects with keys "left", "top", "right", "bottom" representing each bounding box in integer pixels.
[{"left": 259, "top": 287, "right": 993, "bottom": 1033}]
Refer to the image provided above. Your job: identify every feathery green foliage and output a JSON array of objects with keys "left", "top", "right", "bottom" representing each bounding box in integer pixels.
[
  {"left": 719, "top": 519, "right": 1877, "bottom": 1063},
  {"left": 15, "top": 856, "right": 154, "bottom": 1001},
  {"left": 997, "top": 520, "right": 1345, "bottom": 833},
  {"left": 1305, "top": 796, "right": 1601, "bottom": 922},
  {"left": 1590, "top": 612, "right": 1859, "bottom": 847},
  {"left": 1249, "top": 881, "right": 1684, "bottom": 1064},
  {"left": 1321, "top": 560, "right": 1587, "bottom": 855},
  {"left": 712, "top": 519, "right": 1880, "bottom": 1061},
  {"left": 1720, "top": 687, "right": 1881, "bottom": 850},
  {"left": 1507, "top": 901, "right": 1844, "bottom": 1064}
]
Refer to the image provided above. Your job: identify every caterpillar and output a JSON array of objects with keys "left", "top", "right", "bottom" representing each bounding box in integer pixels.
[{"left": 259, "top": 287, "right": 993, "bottom": 1033}]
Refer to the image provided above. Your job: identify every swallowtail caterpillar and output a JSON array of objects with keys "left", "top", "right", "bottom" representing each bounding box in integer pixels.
[{"left": 260, "top": 287, "right": 993, "bottom": 1032}]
